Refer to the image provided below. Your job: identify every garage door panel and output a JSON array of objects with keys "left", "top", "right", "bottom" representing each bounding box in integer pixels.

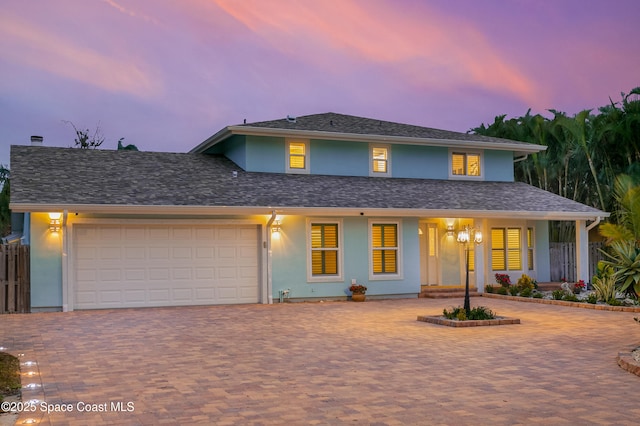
[
  {"left": 125, "top": 227, "right": 145, "bottom": 240},
  {"left": 172, "top": 247, "right": 192, "bottom": 259},
  {"left": 125, "top": 269, "right": 145, "bottom": 281},
  {"left": 149, "top": 247, "right": 169, "bottom": 259},
  {"left": 99, "top": 290, "right": 123, "bottom": 304},
  {"left": 149, "top": 289, "right": 170, "bottom": 302},
  {"left": 74, "top": 224, "right": 260, "bottom": 309},
  {"left": 125, "top": 247, "right": 146, "bottom": 259},
  {"left": 123, "top": 290, "right": 145, "bottom": 303}
]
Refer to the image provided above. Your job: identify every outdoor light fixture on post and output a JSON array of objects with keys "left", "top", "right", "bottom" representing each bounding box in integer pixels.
[{"left": 457, "top": 224, "right": 483, "bottom": 314}]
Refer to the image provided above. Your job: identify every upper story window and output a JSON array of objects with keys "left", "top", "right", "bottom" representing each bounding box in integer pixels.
[
  {"left": 450, "top": 150, "right": 482, "bottom": 179},
  {"left": 307, "top": 219, "right": 343, "bottom": 282},
  {"left": 286, "top": 139, "right": 310, "bottom": 174},
  {"left": 370, "top": 144, "right": 391, "bottom": 177}
]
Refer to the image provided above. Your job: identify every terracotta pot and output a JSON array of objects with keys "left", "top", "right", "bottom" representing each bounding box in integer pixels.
[{"left": 351, "top": 293, "right": 366, "bottom": 302}]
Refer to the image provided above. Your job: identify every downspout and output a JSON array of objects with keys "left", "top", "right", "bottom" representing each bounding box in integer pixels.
[
  {"left": 61, "top": 210, "right": 69, "bottom": 312},
  {"left": 586, "top": 216, "right": 601, "bottom": 232},
  {"left": 513, "top": 154, "right": 528, "bottom": 163},
  {"left": 266, "top": 210, "right": 277, "bottom": 304}
]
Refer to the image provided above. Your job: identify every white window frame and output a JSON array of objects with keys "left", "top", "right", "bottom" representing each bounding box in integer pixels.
[
  {"left": 369, "top": 144, "right": 391, "bottom": 177},
  {"left": 286, "top": 139, "right": 310, "bottom": 174},
  {"left": 490, "top": 227, "right": 523, "bottom": 272},
  {"left": 448, "top": 149, "right": 484, "bottom": 180},
  {"left": 306, "top": 218, "right": 344, "bottom": 282},
  {"left": 368, "top": 219, "right": 403, "bottom": 280}
]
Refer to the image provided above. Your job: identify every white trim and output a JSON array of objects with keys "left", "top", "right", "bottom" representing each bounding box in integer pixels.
[
  {"left": 306, "top": 218, "right": 344, "bottom": 283},
  {"left": 369, "top": 143, "right": 391, "bottom": 177},
  {"left": 448, "top": 148, "right": 484, "bottom": 180},
  {"left": 285, "top": 138, "right": 310, "bottom": 174},
  {"left": 191, "top": 125, "right": 547, "bottom": 154},
  {"left": 368, "top": 219, "right": 403, "bottom": 281},
  {"left": 9, "top": 203, "right": 608, "bottom": 221}
]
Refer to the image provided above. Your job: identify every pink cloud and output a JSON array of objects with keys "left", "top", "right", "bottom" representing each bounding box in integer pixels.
[
  {"left": 214, "top": 0, "right": 541, "bottom": 107},
  {"left": 0, "top": 11, "right": 162, "bottom": 99}
]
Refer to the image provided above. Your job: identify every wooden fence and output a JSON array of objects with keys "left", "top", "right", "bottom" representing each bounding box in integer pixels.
[
  {"left": 0, "top": 245, "right": 30, "bottom": 314},
  {"left": 549, "top": 242, "right": 604, "bottom": 283}
]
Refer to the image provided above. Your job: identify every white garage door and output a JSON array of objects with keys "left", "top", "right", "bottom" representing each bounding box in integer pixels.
[{"left": 73, "top": 224, "right": 260, "bottom": 309}]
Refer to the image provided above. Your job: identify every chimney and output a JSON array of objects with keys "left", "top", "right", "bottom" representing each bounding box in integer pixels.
[{"left": 30, "top": 136, "right": 43, "bottom": 146}]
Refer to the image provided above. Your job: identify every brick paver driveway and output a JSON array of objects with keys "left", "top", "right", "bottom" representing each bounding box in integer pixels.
[{"left": 1, "top": 298, "right": 639, "bottom": 425}]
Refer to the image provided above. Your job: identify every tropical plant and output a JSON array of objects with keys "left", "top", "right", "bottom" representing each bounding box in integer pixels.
[
  {"left": 592, "top": 261, "right": 617, "bottom": 302},
  {"left": 599, "top": 174, "right": 640, "bottom": 244},
  {"left": 600, "top": 240, "right": 640, "bottom": 297}
]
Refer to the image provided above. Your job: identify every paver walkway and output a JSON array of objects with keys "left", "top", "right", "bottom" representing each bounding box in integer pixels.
[{"left": 1, "top": 298, "right": 639, "bottom": 425}]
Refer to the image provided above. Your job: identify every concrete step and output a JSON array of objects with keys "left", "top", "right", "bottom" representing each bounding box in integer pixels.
[{"left": 419, "top": 287, "right": 480, "bottom": 299}]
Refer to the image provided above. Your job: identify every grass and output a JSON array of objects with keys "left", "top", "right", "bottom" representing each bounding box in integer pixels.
[{"left": 0, "top": 352, "right": 21, "bottom": 406}]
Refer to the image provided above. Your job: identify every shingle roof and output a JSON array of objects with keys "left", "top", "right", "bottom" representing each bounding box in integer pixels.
[
  {"left": 242, "top": 112, "right": 537, "bottom": 147},
  {"left": 192, "top": 113, "right": 545, "bottom": 154},
  {"left": 10, "top": 146, "right": 604, "bottom": 219}
]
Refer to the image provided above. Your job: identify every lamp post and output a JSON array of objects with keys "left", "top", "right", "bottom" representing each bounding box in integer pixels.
[{"left": 457, "top": 224, "right": 483, "bottom": 315}]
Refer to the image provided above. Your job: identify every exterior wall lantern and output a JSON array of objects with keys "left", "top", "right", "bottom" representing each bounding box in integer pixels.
[
  {"left": 457, "top": 225, "right": 483, "bottom": 314},
  {"left": 48, "top": 212, "right": 62, "bottom": 232},
  {"left": 271, "top": 219, "right": 282, "bottom": 235}
]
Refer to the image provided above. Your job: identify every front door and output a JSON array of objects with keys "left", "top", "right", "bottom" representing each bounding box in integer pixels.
[{"left": 420, "top": 223, "right": 439, "bottom": 286}]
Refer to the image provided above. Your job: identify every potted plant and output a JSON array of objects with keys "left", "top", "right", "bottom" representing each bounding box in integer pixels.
[{"left": 349, "top": 283, "right": 367, "bottom": 302}]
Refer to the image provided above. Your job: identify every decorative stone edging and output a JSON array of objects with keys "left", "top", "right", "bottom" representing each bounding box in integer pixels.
[
  {"left": 482, "top": 293, "right": 640, "bottom": 313},
  {"left": 416, "top": 315, "right": 520, "bottom": 327},
  {"left": 617, "top": 344, "right": 640, "bottom": 377}
]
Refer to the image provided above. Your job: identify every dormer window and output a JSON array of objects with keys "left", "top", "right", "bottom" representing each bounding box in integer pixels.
[
  {"left": 286, "top": 139, "right": 310, "bottom": 174},
  {"left": 370, "top": 144, "right": 391, "bottom": 177},
  {"left": 449, "top": 150, "right": 482, "bottom": 179}
]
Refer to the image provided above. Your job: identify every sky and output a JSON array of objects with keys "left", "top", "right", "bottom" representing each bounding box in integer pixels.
[{"left": 1, "top": 0, "right": 639, "bottom": 167}]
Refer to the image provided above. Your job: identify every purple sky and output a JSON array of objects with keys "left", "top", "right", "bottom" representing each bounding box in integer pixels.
[{"left": 2, "top": 0, "right": 639, "bottom": 167}]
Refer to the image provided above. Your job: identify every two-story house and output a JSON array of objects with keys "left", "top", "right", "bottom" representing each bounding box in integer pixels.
[{"left": 9, "top": 113, "right": 607, "bottom": 311}]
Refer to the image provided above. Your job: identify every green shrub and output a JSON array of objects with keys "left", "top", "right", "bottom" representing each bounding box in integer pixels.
[
  {"left": 485, "top": 284, "right": 495, "bottom": 293},
  {"left": 496, "top": 287, "right": 508, "bottom": 295},
  {"left": 517, "top": 274, "right": 535, "bottom": 292},
  {"left": 443, "top": 306, "right": 496, "bottom": 320},
  {"left": 532, "top": 292, "right": 544, "bottom": 299},
  {"left": 508, "top": 286, "right": 519, "bottom": 296},
  {"left": 585, "top": 293, "right": 598, "bottom": 304},
  {"left": 468, "top": 306, "right": 496, "bottom": 320},
  {"left": 520, "top": 287, "right": 533, "bottom": 298},
  {"left": 607, "top": 298, "right": 623, "bottom": 306},
  {"left": 562, "top": 293, "right": 579, "bottom": 302},
  {"left": 552, "top": 289, "right": 565, "bottom": 300}
]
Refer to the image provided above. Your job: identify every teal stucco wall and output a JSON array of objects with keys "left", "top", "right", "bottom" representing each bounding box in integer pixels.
[
  {"left": 30, "top": 213, "right": 62, "bottom": 310},
  {"left": 484, "top": 150, "right": 514, "bottom": 181},
  {"left": 270, "top": 215, "right": 421, "bottom": 300},
  {"left": 534, "top": 220, "right": 551, "bottom": 281},
  {"left": 310, "top": 140, "right": 369, "bottom": 176}
]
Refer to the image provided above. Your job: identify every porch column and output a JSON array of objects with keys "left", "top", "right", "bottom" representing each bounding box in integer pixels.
[
  {"left": 575, "top": 220, "right": 589, "bottom": 283},
  {"left": 475, "top": 219, "right": 486, "bottom": 292}
]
